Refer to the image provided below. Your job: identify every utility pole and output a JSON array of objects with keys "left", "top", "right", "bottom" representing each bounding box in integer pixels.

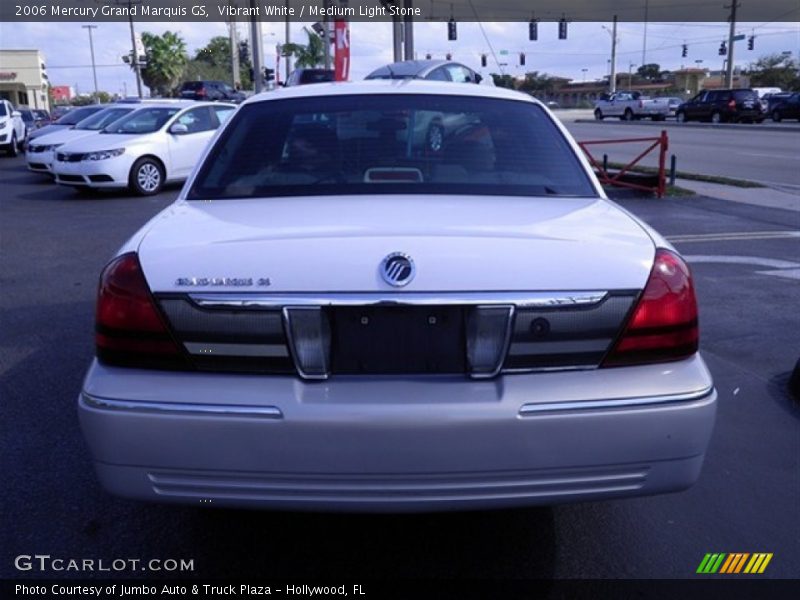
[
  {"left": 82, "top": 25, "right": 99, "bottom": 102},
  {"left": 642, "top": 0, "right": 649, "bottom": 67},
  {"left": 114, "top": 0, "right": 144, "bottom": 98},
  {"left": 249, "top": 0, "right": 263, "bottom": 92},
  {"left": 403, "top": 0, "right": 414, "bottom": 61},
  {"left": 284, "top": 0, "right": 291, "bottom": 80},
  {"left": 610, "top": 15, "right": 618, "bottom": 92},
  {"left": 323, "top": 1, "right": 331, "bottom": 69},
  {"left": 228, "top": 18, "right": 241, "bottom": 89},
  {"left": 725, "top": 1, "right": 740, "bottom": 88}
]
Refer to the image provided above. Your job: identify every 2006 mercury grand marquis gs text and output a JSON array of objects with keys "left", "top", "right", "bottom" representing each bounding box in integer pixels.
[{"left": 78, "top": 81, "right": 716, "bottom": 511}]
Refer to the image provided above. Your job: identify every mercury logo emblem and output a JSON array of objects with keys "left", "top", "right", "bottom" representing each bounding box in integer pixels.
[{"left": 380, "top": 252, "right": 415, "bottom": 287}]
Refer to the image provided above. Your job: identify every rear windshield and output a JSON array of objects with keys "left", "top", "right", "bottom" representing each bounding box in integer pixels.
[
  {"left": 75, "top": 107, "right": 134, "bottom": 130},
  {"left": 103, "top": 107, "right": 180, "bottom": 134},
  {"left": 181, "top": 82, "right": 204, "bottom": 90},
  {"left": 299, "top": 70, "right": 334, "bottom": 84},
  {"left": 733, "top": 90, "right": 758, "bottom": 101},
  {"left": 55, "top": 106, "right": 104, "bottom": 125},
  {"left": 187, "top": 94, "right": 595, "bottom": 200}
]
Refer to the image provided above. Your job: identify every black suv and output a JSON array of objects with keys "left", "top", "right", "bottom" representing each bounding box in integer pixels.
[
  {"left": 676, "top": 89, "right": 764, "bottom": 123},
  {"left": 179, "top": 81, "right": 246, "bottom": 103},
  {"left": 768, "top": 92, "right": 800, "bottom": 122}
]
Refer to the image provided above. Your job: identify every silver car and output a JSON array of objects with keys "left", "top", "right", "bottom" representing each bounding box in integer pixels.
[{"left": 79, "top": 81, "right": 716, "bottom": 512}]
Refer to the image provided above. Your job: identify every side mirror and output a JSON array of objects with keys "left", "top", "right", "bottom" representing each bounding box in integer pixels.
[
  {"left": 169, "top": 122, "right": 189, "bottom": 135},
  {"left": 11, "top": 111, "right": 21, "bottom": 118},
  {"left": 475, "top": 74, "right": 483, "bottom": 84}
]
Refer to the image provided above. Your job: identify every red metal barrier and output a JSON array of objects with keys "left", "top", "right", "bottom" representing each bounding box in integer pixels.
[{"left": 578, "top": 130, "right": 669, "bottom": 198}]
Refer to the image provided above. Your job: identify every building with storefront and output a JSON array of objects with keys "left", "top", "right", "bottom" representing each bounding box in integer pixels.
[{"left": 0, "top": 49, "right": 50, "bottom": 110}]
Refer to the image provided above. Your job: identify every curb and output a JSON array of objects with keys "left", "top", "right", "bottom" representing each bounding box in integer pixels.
[{"left": 574, "top": 119, "right": 800, "bottom": 134}]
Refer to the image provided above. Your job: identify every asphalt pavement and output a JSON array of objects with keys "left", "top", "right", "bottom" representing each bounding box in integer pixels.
[{"left": 1, "top": 156, "right": 798, "bottom": 581}]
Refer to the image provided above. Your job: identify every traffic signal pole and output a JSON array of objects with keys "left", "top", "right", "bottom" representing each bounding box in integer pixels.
[
  {"left": 249, "top": 0, "right": 263, "bottom": 92},
  {"left": 610, "top": 15, "right": 618, "bottom": 93},
  {"left": 725, "top": 1, "right": 739, "bottom": 88}
]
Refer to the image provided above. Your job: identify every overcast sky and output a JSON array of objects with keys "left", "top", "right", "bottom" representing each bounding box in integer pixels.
[{"left": 1, "top": 20, "right": 797, "bottom": 95}]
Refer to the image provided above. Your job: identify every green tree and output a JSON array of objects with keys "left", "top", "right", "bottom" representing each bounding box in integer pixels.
[
  {"left": 490, "top": 73, "right": 516, "bottom": 90},
  {"left": 194, "top": 36, "right": 252, "bottom": 89},
  {"left": 746, "top": 54, "right": 800, "bottom": 90},
  {"left": 516, "top": 71, "right": 563, "bottom": 96},
  {"left": 282, "top": 28, "right": 325, "bottom": 69},
  {"left": 636, "top": 63, "right": 662, "bottom": 81},
  {"left": 133, "top": 31, "right": 188, "bottom": 97}
]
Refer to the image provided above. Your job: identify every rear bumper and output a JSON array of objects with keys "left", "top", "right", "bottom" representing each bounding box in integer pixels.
[{"left": 79, "top": 355, "right": 716, "bottom": 512}]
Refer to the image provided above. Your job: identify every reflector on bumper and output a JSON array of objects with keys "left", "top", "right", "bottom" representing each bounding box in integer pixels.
[
  {"left": 283, "top": 307, "right": 332, "bottom": 379},
  {"left": 467, "top": 305, "right": 515, "bottom": 378}
]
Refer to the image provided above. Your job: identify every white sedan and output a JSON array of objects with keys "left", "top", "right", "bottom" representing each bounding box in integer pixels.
[
  {"left": 26, "top": 105, "right": 137, "bottom": 175},
  {"left": 52, "top": 101, "right": 236, "bottom": 195},
  {"left": 0, "top": 99, "right": 27, "bottom": 157},
  {"left": 79, "top": 81, "right": 716, "bottom": 511}
]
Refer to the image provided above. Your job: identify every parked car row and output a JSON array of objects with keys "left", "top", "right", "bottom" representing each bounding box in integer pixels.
[
  {"left": 21, "top": 100, "right": 237, "bottom": 195},
  {"left": 593, "top": 88, "right": 798, "bottom": 124}
]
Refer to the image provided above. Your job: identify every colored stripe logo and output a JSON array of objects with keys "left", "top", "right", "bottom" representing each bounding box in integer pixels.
[{"left": 696, "top": 553, "right": 773, "bottom": 574}]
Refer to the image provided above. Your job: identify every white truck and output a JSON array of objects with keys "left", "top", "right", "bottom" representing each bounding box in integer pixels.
[{"left": 593, "top": 91, "right": 671, "bottom": 121}]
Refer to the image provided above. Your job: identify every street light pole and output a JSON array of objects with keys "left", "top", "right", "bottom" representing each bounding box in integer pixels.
[
  {"left": 602, "top": 16, "right": 618, "bottom": 93},
  {"left": 82, "top": 25, "right": 99, "bottom": 102},
  {"left": 724, "top": 1, "right": 740, "bottom": 88}
]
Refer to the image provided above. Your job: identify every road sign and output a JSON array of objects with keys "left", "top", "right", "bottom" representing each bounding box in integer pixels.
[
  {"left": 499, "top": 50, "right": 509, "bottom": 56},
  {"left": 733, "top": 34, "right": 746, "bottom": 41}
]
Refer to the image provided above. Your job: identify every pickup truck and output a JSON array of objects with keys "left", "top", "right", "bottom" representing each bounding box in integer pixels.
[{"left": 593, "top": 91, "right": 671, "bottom": 121}]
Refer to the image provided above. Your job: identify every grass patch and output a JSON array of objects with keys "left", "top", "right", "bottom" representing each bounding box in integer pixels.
[
  {"left": 604, "top": 162, "right": 764, "bottom": 188},
  {"left": 665, "top": 185, "right": 697, "bottom": 197}
]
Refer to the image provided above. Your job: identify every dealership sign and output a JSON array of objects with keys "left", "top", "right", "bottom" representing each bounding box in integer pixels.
[{"left": 0, "top": 72, "right": 18, "bottom": 81}]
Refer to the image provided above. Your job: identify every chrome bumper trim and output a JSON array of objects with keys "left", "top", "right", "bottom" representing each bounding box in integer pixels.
[
  {"left": 81, "top": 393, "right": 283, "bottom": 419},
  {"left": 190, "top": 291, "right": 609, "bottom": 309},
  {"left": 518, "top": 387, "right": 714, "bottom": 415}
]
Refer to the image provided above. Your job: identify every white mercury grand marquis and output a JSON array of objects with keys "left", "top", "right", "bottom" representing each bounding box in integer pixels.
[{"left": 79, "top": 80, "right": 716, "bottom": 511}]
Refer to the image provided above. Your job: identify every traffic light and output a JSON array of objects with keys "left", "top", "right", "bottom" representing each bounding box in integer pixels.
[
  {"left": 520, "top": 52, "right": 526, "bottom": 66},
  {"left": 558, "top": 17, "right": 568, "bottom": 40},
  {"left": 238, "top": 40, "right": 250, "bottom": 64},
  {"left": 748, "top": 35, "right": 755, "bottom": 50},
  {"left": 263, "top": 67, "right": 274, "bottom": 82},
  {"left": 719, "top": 41, "right": 727, "bottom": 56},
  {"left": 481, "top": 54, "right": 487, "bottom": 67},
  {"left": 529, "top": 18, "right": 538, "bottom": 41},
  {"left": 447, "top": 17, "right": 457, "bottom": 41},
  {"left": 446, "top": 52, "right": 452, "bottom": 61},
  {"left": 681, "top": 44, "right": 687, "bottom": 58}
]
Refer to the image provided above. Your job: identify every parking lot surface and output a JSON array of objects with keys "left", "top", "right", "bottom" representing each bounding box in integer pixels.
[{"left": 1, "top": 156, "right": 798, "bottom": 579}]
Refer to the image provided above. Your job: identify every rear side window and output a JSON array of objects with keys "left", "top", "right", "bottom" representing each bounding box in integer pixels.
[
  {"left": 188, "top": 94, "right": 596, "bottom": 200},
  {"left": 733, "top": 90, "right": 757, "bottom": 101}
]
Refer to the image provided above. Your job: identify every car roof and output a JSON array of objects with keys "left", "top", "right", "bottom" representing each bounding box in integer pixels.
[
  {"left": 245, "top": 79, "right": 539, "bottom": 106},
  {"left": 366, "top": 60, "right": 470, "bottom": 79}
]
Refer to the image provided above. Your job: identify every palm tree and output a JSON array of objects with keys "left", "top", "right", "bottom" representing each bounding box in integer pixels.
[
  {"left": 134, "top": 31, "right": 188, "bottom": 97},
  {"left": 282, "top": 28, "right": 326, "bottom": 70}
]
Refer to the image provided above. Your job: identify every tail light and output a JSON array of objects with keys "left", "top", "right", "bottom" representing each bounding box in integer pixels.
[
  {"left": 95, "top": 253, "right": 187, "bottom": 369},
  {"left": 197, "top": 87, "right": 207, "bottom": 98},
  {"left": 728, "top": 99, "right": 736, "bottom": 110},
  {"left": 638, "top": 100, "right": 644, "bottom": 108},
  {"left": 602, "top": 248, "right": 698, "bottom": 367}
]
